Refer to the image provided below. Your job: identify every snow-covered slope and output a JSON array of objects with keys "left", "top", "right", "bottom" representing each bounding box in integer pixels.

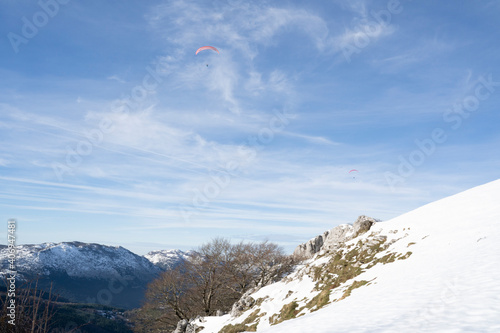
[
  {"left": 144, "top": 249, "right": 192, "bottom": 270},
  {"left": 197, "top": 179, "right": 500, "bottom": 332}
]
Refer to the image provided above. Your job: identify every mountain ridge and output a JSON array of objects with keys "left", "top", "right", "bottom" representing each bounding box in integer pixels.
[
  {"left": 144, "top": 248, "right": 193, "bottom": 270},
  {"left": 0, "top": 241, "right": 189, "bottom": 309}
]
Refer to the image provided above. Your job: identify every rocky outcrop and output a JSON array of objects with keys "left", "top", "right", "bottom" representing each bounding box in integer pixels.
[
  {"left": 293, "top": 215, "right": 377, "bottom": 259},
  {"left": 352, "top": 215, "right": 376, "bottom": 237},
  {"left": 230, "top": 288, "right": 257, "bottom": 317},
  {"left": 172, "top": 318, "right": 204, "bottom": 333},
  {"left": 292, "top": 231, "right": 328, "bottom": 259},
  {"left": 173, "top": 319, "right": 189, "bottom": 333}
]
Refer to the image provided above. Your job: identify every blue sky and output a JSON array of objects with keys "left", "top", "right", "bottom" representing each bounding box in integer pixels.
[{"left": 1, "top": 0, "right": 499, "bottom": 255}]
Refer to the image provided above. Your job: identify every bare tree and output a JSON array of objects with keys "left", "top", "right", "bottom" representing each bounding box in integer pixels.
[
  {"left": 136, "top": 238, "right": 299, "bottom": 332},
  {"left": 222, "top": 242, "right": 256, "bottom": 295},
  {"left": 251, "top": 241, "right": 296, "bottom": 287},
  {"left": 185, "top": 238, "right": 239, "bottom": 315},
  {"left": 0, "top": 277, "right": 58, "bottom": 333},
  {"left": 145, "top": 265, "right": 195, "bottom": 321}
]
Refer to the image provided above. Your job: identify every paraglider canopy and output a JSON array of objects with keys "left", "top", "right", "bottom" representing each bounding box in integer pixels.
[
  {"left": 195, "top": 46, "right": 219, "bottom": 55},
  {"left": 349, "top": 169, "right": 358, "bottom": 173}
]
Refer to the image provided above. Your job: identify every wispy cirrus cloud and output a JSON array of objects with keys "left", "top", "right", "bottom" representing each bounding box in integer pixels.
[
  {"left": 336, "top": 21, "right": 395, "bottom": 48},
  {"left": 107, "top": 75, "right": 126, "bottom": 83},
  {"left": 2, "top": 0, "right": 499, "bottom": 255},
  {"left": 148, "top": 1, "right": 330, "bottom": 53}
]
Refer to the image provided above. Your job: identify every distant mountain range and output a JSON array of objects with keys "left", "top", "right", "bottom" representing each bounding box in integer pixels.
[
  {"left": 144, "top": 248, "right": 193, "bottom": 270},
  {"left": 0, "top": 242, "right": 190, "bottom": 309}
]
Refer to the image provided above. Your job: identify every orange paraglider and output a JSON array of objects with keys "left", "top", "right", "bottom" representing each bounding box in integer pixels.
[{"left": 195, "top": 46, "right": 219, "bottom": 55}]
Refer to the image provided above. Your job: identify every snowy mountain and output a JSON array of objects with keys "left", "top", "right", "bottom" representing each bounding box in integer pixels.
[
  {"left": 187, "top": 179, "right": 500, "bottom": 332},
  {"left": 144, "top": 249, "right": 192, "bottom": 270},
  {"left": 0, "top": 241, "right": 160, "bottom": 279},
  {"left": 0, "top": 241, "right": 162, "bottom": 309}
]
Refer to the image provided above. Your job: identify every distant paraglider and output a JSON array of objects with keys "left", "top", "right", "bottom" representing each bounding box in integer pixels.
[
  {"left": 195, "top": 46, "right": 219, "bottom": 55},
  {"left": 196, "top": 46, "right": 219, "bottom": 68},
  {"left": 349, "top": 169, "right": 358, "bottom": 180}
]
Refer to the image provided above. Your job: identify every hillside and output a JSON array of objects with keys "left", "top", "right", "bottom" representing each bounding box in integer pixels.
[
  {"left": 0, "top": 242, "right": 162, "bottom": 309},
  {"left": 192, "top": 179, "right": 500, "bottom": 332}
]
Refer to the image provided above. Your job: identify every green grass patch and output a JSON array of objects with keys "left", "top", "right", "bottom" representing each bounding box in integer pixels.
[
  {"left": 339, "top": 280, "right": 369, "bottom": 300},
  {"left": 269, "top": 301, "right": 299, "bottom": 325},
  {"left": 254, "top": 297, "right": 268, "bottom": 307},
  {"left": 305, "top": 288, "right": 330, "bottom": 312},
  {"left": 242, "top": 309, "right": 261, "bottom": 325},
  {"left": 219, "top": 309, "right": 263, "bottom": 333},
  {"left": 219, "top": 323, "right": 257, "bottom": 333},
  {"left": 399, "top": 251, "right": 412, "bottom": 260}
]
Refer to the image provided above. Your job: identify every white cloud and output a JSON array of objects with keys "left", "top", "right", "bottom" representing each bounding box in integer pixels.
[
  {"left": 107, "top": 75, "right": 126, "bottom": 83},
  {"left": 281, "top": 131, "right": 341, "bottom": 146},
  {"left": 332, "top": 0, "right": 369, "bottom": 17},
  {"left": 336, "top": 20, "right": 395, "bottom": 49}
]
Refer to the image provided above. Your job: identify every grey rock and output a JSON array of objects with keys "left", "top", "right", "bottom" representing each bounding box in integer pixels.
[
  {"left": 321, "top": 224, "right": 354, "bottom": 253},
  {"left": 230, "top": 288, "right": 257, "bottom": 317},
  {"left": 172, "top": 319, "right": 188, "bottom": 333},
  {"left": 293, "top": 230, "right": 328, "bottom": 259},
  {"left": 294, "top": 216, "right": 377, "bottom": 259},
  {"left": 352, "top": 215, "right": 376, "bottom": 237},
  {"left": 172, "top": 318, "right": 205, "bottom": 333},
  {"left": 185, "top": 323, "right": 200, "bottom": 333}
]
